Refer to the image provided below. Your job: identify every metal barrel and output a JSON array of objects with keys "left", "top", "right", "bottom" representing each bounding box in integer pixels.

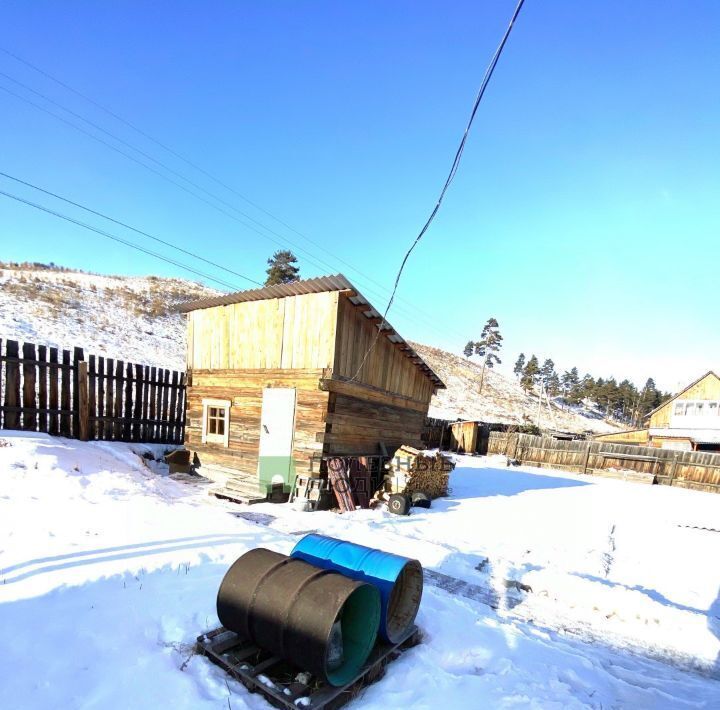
[
  {"left": 216, "top": 548, "right": 380, "bottom": 686},
  {"left": 291, "top": 534, "right": 423, "bottom": 644}
]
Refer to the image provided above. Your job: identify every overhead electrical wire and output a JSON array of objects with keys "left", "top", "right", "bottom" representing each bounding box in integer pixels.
[
  {"left": 0, "top": 171, "right": 261, "bottom": 287},
  {"left": 0, "top": 82, "right": 466, "bottom": 341},
  {"left": 350, "top": 0, "right": 526, "bottom": 380},
  {"left": 0, "top": 48, "right": 469, "bottom": 341},
  {"left": 0, "top": 189, "right": 246, "bottom": 292}
]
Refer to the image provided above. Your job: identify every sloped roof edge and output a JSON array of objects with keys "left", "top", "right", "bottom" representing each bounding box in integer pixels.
[{"left": 179, "top": 274, "right": 445, "bottom": 389}]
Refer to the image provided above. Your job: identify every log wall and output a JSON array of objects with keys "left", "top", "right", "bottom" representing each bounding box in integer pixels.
[
  {"left": 185, "top": 368, "right": 327, "bottom": 477},
  {"left": 320, "top": 391, "right": 427, "bottom": 456}
]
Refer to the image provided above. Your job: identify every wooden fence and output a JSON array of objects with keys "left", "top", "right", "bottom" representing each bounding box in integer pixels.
[
  {"left": 488, "top": 432, "right": 720, "bottom": 493},
  {"left": 0, "top": 338, "right": 186, "bottom": 444}
]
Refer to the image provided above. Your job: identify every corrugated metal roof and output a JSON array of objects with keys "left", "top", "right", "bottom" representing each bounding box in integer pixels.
[{"left": 179, "top": 274, "right": 445, "bottom": 389}]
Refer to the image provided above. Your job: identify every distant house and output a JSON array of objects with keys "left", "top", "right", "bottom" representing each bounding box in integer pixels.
[
  {"left": 179, "top": 275, "right": 444, "bottom": 499},
  {"left": 595, "top": 371, "right": 720, "bottom": 451}
]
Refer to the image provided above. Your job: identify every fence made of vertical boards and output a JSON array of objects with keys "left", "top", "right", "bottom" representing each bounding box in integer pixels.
[
  {"left": 488, "top": 431, "right": 720, "bottom": 494},
  {"left": 0, "top": 338, "right": 186, "bottom": 444}
]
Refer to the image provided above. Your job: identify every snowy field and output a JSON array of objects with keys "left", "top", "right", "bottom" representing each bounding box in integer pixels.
[{"left": 1, "top": 432, "right": 719, "bottom": 709}]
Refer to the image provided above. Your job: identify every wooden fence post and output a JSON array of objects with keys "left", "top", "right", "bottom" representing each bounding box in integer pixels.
[
  {"left": 22, "top": 342, "right": 37, "bottom": 431},
  {"left": 72, "top": 347, "right": 84, "bottom": 437},
  {"left": 105, "top": 358, "right": 114, "bottom": 441},
  {"left": 60, "top": 349, "right": 72, "bottom": 437},
  {"left": 668, "top": 453, "right": 679, "bottom": 487},
  {"left": 113, "top": 360, "right": 124, "bottom": 440},
  {"left": 133, "top": 363, "right": 143, "bottom": 442},
  {"left": 38, "top": 345, "right": 48, "bottom": 433},
  {"left": 97, "top": 356, "right": 105, "bottom": 440},
  {"left": 77, "top": 361, "right": 89, "bottom": 442},
  {"left": 4, "top": 340, "right": 20, "bottom": 430},
  {"left": 88, "top": 355, "right": 96, "bottom": 440},
  {"left": 582, "top": 440, "right": 592, "bottom": 474},
  {"left": 123, "top": 362, "right": 133, "bottom": 441},
  {"left": 49, "top": 347, "right": 59, "bottom": 435}
]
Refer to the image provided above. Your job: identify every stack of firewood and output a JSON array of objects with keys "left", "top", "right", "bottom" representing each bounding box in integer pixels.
[{"left": 386, "top": 445, "right": 454, "bottom": 499}]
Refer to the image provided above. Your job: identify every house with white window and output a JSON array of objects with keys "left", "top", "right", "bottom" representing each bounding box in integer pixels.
[
  {"left": 645, "top": 371, "right": 720, "bottom": 451},
  {"left": 597, "top": 371, "right": 720, "bottom": 451}
]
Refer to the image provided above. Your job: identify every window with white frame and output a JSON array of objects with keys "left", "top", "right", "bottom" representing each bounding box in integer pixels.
[
  {"left": 202, "top": 398, "right": 231, "bottom": 446},
  {"left": 672, "top": 400, "right": 720, "bottom": 419}
]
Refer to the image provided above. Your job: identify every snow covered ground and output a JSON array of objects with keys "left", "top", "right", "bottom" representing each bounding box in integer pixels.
[{"left": 1, "top": 432, "right": 719, "bottom": 708}]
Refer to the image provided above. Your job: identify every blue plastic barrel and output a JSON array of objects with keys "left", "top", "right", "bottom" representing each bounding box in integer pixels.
[{"left": 291, "top": 534, "right": 423, "bottom": 643}]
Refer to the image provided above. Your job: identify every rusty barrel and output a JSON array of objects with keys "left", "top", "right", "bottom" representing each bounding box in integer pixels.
[
  {"left": 291, "top": 534, "right": 423, "bottom": 643},
  {"left": 216, "top": 548, "right": 380, "bottom": 686}
]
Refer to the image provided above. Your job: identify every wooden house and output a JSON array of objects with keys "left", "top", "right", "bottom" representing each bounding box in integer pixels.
[
  {"left": 595, "top": 371, "right": 720, "bottom": 452},
  {"left": 180, "top": 275, "right": 444, "bottom": 499}
]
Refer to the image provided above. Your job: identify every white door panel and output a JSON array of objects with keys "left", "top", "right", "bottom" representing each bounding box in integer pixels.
[{"left": 258, "top": 388, "right": 296, "bottom": 481}]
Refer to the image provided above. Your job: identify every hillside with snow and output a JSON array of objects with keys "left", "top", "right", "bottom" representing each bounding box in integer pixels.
[
  {"left": 0, "top": 263, "right": 218, "bottom": 371},
  {"left": 0, "top": 264, "right": 618, "bottom": 433},
  {"left": 412, "top": 342, "right": 619, "bottom": 434}
]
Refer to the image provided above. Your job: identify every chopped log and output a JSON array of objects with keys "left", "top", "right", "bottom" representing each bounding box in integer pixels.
[{"left": 387, "top": 445, "right": 454, "bottom": 499}]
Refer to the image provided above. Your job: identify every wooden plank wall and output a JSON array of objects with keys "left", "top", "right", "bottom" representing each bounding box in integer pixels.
[
  {"left": 187, "top": 292, "right": 339, "bottom": 371},
  {"left": 321, "top": 392, "right": 428, "bottom": 456},
  {"left": 185, "top": 368, "right": 328, "bottom": 476},
  {"left": 0, "top": 339, "right": 185, "bottom": 444},
  {"left": 333, "top": 294, "right": 435, "bottom": 403},
  {"left": 488, "top": 432, "right": 720, "bottom": 493},
  {"left": 649, "top": 372, "right": 720, "bottom": 427}
]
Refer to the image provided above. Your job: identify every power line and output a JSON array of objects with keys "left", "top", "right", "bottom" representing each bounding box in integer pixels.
[
  {"left": 0, "top": 171, "right": 464, "bottom": 344},
  {"left": 350, "top": 0, "right": 526, "bottom": 380},
  {"left": 0, "top": 84, "right": 465, "bottom": 341},
  {"left": 0, "top": 171, "right": 261, "bottom": 287},
  {"left": 0, "top": 189, "right": 244, "bottom": 292},
  {"left": 0, "top": 47, "right": 465, "bottom": 337}
]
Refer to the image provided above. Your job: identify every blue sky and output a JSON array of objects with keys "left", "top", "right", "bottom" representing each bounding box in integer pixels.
[{"left": 1, "top": 1, "right": 718, "bottom": 392}]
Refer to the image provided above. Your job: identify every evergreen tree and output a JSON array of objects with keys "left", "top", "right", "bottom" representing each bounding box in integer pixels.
[
  {"left": 513, "top": 353, "right": 526, "bottom": 379},
  {"left": 547, "top": 372, "right": 561, "bottom": 397},
  {"left": 638, "top": 378, "right": 660, "bottom": 419},
  {"left": 561, "top": 367, "right": 581, "bottom": 404},
  {"left": 463, "top": 341, "right": 475, "bottom": 358},
  {"left": 521, "top": 355, "right": 539, "bottom": 393},
  {"left": 265, "top": 250, "right": 299, "bottom": 285},
  {"left": 474, "top": 318, "right": 503, "bottom": 394},
  {"left": 540, "top": 358, "right": 556, "bottom": 390}
]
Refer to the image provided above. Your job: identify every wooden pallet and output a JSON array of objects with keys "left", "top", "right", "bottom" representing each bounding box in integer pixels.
[{"left": 196, "top": 625, "right": 421, "bottom": 710}]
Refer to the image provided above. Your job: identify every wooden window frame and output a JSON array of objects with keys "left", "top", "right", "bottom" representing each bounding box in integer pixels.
[{"left": 201, "top": 398, "right": 231, "bottom": 446}]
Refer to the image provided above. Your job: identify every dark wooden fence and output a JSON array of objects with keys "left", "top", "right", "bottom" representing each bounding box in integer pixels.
[
  {"left": 0, "top": 338, "right": 186, "bottom": 444},
  {"left": 488, "top": 432, "right": 720, "bottom": 493}
]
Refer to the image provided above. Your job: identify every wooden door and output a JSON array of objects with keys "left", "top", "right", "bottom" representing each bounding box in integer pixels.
[{"left": 258, "top": 387, "right": 297, "bottom": 490}]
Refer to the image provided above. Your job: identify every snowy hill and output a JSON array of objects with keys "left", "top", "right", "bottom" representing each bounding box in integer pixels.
[
  {"left": 0, "top": 263, "right": 218, "bottom": 371},
  {"left": 412, "top": 342, "right": 620, "bottom": 434},
  {"left": 0, "top": 263, "right": 618, "bottom": 433}
]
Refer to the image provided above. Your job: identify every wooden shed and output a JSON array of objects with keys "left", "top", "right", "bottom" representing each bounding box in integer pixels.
[{"left": 180, "top": 275, "right": 444, "bottom": 500}]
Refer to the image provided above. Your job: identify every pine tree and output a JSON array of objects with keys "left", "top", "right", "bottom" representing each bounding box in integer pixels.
[
  {"left": 265, "top": 250, "right": 300, "bottom": 285},
  {"left": 547, "top": 372, "right": 561, "bottom": 397},
  {"left": 540, "top": 359, "right": 556, "bottom": 390},
  {"left": 561, "top": 367, "right": 581, "bottom": 404},
  {"left": 521, "top": 355, "right": 539, "bottom": 392},
  {"left": 463, "top": 341, "right": 475, "bottom": 358},
  {"left": 474, "top": 318, "right": 503, "bottom": 394},
  {"left": 513, "top": 353, "right": 526, "bottom": 378}
]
